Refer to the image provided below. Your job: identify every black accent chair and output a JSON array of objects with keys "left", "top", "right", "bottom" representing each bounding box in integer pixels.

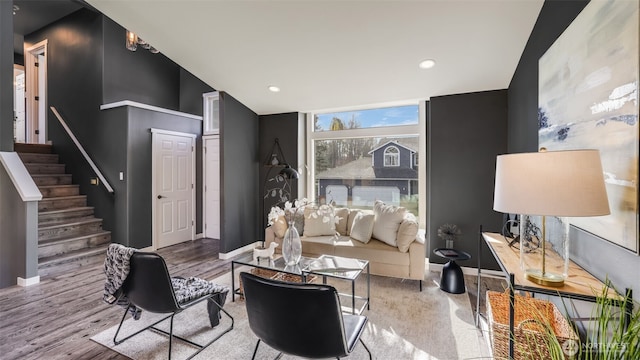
[
  {"left": 240, "top": 271, "right": 371, "bottom": 360},
  {"left": 113, "top": 252, "right": 234, "bottom": 360}
]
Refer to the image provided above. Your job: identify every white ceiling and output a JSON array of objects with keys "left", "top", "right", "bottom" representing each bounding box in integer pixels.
[{"left": 86, "top": 0, "right": 544, "bottom": 115}]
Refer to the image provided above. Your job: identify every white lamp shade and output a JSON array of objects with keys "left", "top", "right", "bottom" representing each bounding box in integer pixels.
[{"left": 494, "top": 150, "right": 610, "bottom": 217}]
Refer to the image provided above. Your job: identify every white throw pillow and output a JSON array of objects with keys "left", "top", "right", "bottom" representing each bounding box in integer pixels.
[
  {"left": 396, "top": 214, "right": 419, "bottom": 253},
  {"left": 372, "top": 200, "right": 406, "bottom": 247},
  {"left": 350, "top": 212, "right": 375, "bottom": 243},
  {"left": 334, "top": 208, "right": 350, "bottom": 236},
  {"left": 303, "top": 207, "right": 336, "bottom": 236}
]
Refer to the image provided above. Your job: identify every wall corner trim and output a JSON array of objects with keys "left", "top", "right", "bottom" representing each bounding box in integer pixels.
[
  {"left": 0, "top": 152, "right": 42, "bottom": 201},
  {"left": 18, "top": 276, "right": 40, "bottom": 287},
  {"left": 100, "top": 100, "right": 203, "bottom": 120}
]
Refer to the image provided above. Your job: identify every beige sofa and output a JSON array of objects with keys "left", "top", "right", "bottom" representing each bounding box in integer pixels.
[{"left": 264, "top": 202, "right": 426, "bottom": 288}]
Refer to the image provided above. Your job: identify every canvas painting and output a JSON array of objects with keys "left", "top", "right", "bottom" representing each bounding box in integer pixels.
[{"left": 538, "top": 0, "right": 639, "bottom": 253}]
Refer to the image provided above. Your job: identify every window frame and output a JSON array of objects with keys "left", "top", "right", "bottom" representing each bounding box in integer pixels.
[
  {"left": 383, "top": 146, "right": 400, "bottom": 167},
  {"left": 305, "top": 101, "right": 427, "bottom": 228}
]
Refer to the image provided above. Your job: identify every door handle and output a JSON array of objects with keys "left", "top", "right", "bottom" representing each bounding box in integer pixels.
[{"left": 157, "top": 195, "right": 165, "bottom": 199}]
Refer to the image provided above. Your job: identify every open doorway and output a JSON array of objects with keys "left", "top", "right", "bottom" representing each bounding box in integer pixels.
[
  {"left": 13, "top": 65, "right": 25, "bottom": 143},
  {"left": 25, "top": 40, "right": 48, "bottom": 144}
]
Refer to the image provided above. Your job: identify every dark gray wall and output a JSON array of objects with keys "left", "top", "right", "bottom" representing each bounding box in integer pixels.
[
  {"left": 220, "top": 92, "right": 259, "bottom": 253},
  {"left": 508, "top": 0, "right": 639, "bottom": 300},
  {"left": 102, "top": 18, "right": 180, "bottom": 109},
  {"left": 0, "top": 1, "right": 12, "bottom": 151},
  {"left": 428, "top": 90, "right": 508, "bottom": 270},
  {"left": 258, "top": 112, "right": 299, "bottom": 238},
  {"left": 179, "top": 68, "right": 214, "bottom": 116}
]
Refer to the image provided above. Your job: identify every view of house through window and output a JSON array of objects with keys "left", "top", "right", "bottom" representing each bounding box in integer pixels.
[{"left": 310, "top": 105, "right": 420, "bottom": 216}]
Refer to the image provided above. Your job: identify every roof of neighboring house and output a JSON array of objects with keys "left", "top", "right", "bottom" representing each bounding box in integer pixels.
[
  {"left": 367, "top": 139, "right": 418, "bottom": 155},
  {"left": 316, "top": 157, "right": 376, "bottom": 179}
]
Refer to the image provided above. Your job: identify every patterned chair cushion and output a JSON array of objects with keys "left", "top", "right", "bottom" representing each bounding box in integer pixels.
[{"left": 171, "top": 277, "right": 229, "bottom": 305}]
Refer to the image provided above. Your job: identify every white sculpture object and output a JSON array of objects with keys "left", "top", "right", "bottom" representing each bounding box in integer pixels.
[{"left": 253, "top": 242, "right": 278, "bottom": 261}]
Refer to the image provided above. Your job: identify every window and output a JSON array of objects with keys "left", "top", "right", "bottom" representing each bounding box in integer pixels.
[
  {"left": 307, "top": 104, "right": 423, "bottom": 219},
  {"left": 384, "top": 146, "right": 399, "bottom": 167}
]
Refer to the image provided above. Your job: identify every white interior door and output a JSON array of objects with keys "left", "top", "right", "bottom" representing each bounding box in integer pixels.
[
  {"left": 204, "top": 136, "right": 220, "bottom": 239},
  {"left": 25, "top": 40, "right": 47, "bottom": 144},
  {"left": 152, "top": 129, "right": 195, "bottom": 249}
]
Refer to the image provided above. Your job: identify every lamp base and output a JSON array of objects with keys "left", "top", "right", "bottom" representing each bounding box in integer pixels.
[{"left": 525, "top": 269, "right": 564, "bottom": 287}]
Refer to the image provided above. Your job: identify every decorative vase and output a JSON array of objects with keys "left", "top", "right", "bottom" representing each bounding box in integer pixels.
[
  {"left": 445, "top": 239, "right": 454, "bottom": 248},
  {"left": 282, "top": 221, "right": 302, "bottom": 265}
]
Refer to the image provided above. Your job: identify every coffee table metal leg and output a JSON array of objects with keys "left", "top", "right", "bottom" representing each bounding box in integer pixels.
[
  {"left": 367, "top": 263, "right": 370, "bottom": 311},
  {"left": 352, "top": 279, "right": 356, "bottom": 314},
  {"left": 231, "top": 261, "right": 236, "bottom": 302}
]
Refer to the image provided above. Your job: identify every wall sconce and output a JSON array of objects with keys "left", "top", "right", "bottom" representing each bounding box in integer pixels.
[
  {"left": 126, "top": 30, "right": 138, "bottom": 51},
  {"left": 126, "top": 30, "right": 159, "bottom": 54}
]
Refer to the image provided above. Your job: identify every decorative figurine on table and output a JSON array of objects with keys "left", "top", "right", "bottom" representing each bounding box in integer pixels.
[{"left": 253, "top": 242, "right": 278, "bottom": 261}]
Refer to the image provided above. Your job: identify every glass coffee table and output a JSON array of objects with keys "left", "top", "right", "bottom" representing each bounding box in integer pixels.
[{"left": 231, "top": 254, "right": 370, "bottom": 315}]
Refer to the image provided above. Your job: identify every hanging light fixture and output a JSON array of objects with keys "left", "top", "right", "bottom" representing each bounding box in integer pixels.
[
  {"left": 126, "top": 30, "right": 159, "bottom": 54},
  {"left": 125, "top": 30, "right": 138, "bottom": 51}
]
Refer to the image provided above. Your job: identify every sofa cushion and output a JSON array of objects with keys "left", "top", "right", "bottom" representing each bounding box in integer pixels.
[
  {"left": 350, "top": 212, "right": 375, "bottom": 243},
  {"left": 303, "top": 207, "right": 335, "bottom": 236},
  {"left": 334, "top": 208, "right": 350, "bottom": 236},
  {"left": 333, "top": 237, "right": 410, "bottom": 267},
  {"left": 372, "top": 200, "right": 406, "bottom": 247},
  {"left": 396, "top": 214, "right": 419, "bottom": 253}
]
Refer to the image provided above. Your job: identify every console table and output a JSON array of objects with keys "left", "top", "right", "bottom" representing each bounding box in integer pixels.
[{"left": 477, "top": 230, "right": 632, "bottom": 359}]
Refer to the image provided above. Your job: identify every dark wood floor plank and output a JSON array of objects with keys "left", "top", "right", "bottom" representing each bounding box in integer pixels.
[{"left": 0, "top": 238, "right": 231, "bottom": 360}]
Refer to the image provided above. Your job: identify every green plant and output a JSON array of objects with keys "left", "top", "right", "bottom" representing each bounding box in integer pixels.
[{"left": 579, "top": 282, "right": 640, "bottom": 360}]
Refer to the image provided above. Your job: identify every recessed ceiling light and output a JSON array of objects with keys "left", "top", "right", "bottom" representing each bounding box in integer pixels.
[
  {"left": 268, "top": 85, "right": 280, "bottom": 93},
  {"left": 418, "top": 59, "right": 436, "bottom": 69}
]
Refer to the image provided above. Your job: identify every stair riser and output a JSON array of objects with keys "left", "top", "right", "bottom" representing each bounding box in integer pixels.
[
  {"left": 25, "top": 164, "right": 66, "bottom": 174},
  {"left": 18, "top": 153, "right": 59, "bottom": 164},
  {"left": 38, "top": 234, "right": 111, "bottom": 259},
  {"left": 32, "top": 175, "right": 73, "bottom": 186},
  {"left": 14, "top": 143, "right": 52, "bottom": 154},
  {"left": 39, "top": 197, "right": 86, "bottom": 211},
  {"left": 39, "top": 222, "right": 103, "bottom": 241},
  {"left": 39, "top": 186, "right": 80, "bottom": 198},
  {"left": 38, "top": 208, "right": 95, "bottom": 223}
]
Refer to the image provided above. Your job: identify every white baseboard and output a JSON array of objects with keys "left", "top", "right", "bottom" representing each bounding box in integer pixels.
[
  {"left": 428, "top": 263, "right": 504, "bottom": 278},
  {"left": 195, "top": 233, "right": 203, "bottom": 240},
  {"left": 18, "top": 275, "right": 40, "bottom": 287},
  {"left": 219, "top": 242, "right": 259, "bottom": 260}
]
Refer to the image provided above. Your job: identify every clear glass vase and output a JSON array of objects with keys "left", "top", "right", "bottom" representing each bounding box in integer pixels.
[{"left": 282, "top": 221, "right": 302, "bottom": 265}]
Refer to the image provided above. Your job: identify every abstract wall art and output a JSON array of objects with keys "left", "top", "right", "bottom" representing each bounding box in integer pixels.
[{"left": 538, "top": 0, "right": 639, "bottom": 253}]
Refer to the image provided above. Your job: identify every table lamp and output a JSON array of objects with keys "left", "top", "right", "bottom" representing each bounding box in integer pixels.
[{"left": 493, "top": 149, "right": 610, "bottom": 287}]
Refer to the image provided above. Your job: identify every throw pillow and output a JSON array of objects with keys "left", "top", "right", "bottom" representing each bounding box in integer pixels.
[
  {"left": 292, "top": 210, "right": 305, "bottom": 235},
  {"left": 303, "top": 207, "right": 336, "bottom": 236},
  {"left": 334, "top": 208, "right": 350, "bottom": 236},
  {"left": 272, "top": 215, "right": 288, "bottom": 238},
  {"left": 346, "top": 210, "right": 361, "bottom": 236},
  {"left": 396, "top": 214, "right": 419, "bottom": 253},
  {"left": 372, "top": 200, "right": 406, "bottom": 247},
  {"left": 350, "top": 212, "right": 375, "bottom": 244}
]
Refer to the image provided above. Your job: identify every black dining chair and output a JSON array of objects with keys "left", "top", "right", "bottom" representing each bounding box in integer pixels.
[
  {"left": 240, "top": 271, "right": 371, "bottom": 359},
  {"left": 112, "top": 252, "right": 234, "bottom": 360}
]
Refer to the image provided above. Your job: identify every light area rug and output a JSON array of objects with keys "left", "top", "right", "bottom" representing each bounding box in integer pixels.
[{"left": 92, "top": 269, "right": 490, "bottom": 360}]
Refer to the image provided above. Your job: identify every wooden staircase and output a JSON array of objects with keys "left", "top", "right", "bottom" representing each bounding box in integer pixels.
[{"left": 15, "top": 143, "right": 111, "bottom": 269}]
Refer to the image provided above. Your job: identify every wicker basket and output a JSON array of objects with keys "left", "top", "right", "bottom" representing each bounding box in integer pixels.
[
  {"left": 237, "top": 268, "right": 316, "bottom": 298},
  {"left": 486, "top": 290, "right": 578, "bottom": 360}
]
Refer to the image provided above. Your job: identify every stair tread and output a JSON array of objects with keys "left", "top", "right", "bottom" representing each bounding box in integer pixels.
[
  {"left": 39, "top": 230, "right": 111, "bottom": 246},
  {"left": 39, "top": 217, "right": 103, "bottom": 229},
  {"left": 31, "top": 174, "right": 71, "bottom": 177},
  {"left": 38, "top": 244, "right": 110, "bottom": 268},
  {"left": 39, "top": 195, "right": 86, "bottom": 201},
  {"left": 39, "top": 206, "right": 94, "bottom": 215},
  {"left": 38, "top": 184, "right": 78, "bottom": 189}
]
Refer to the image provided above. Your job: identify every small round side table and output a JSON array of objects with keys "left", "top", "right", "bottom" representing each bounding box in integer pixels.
[{"left": 433, "top": 248, "right": 471, "bottom": 294}]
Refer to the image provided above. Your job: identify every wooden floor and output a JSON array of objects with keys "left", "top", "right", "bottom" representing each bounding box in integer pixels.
[{"left": 0, "top": 238, "right": 233, "bottom": 360}]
